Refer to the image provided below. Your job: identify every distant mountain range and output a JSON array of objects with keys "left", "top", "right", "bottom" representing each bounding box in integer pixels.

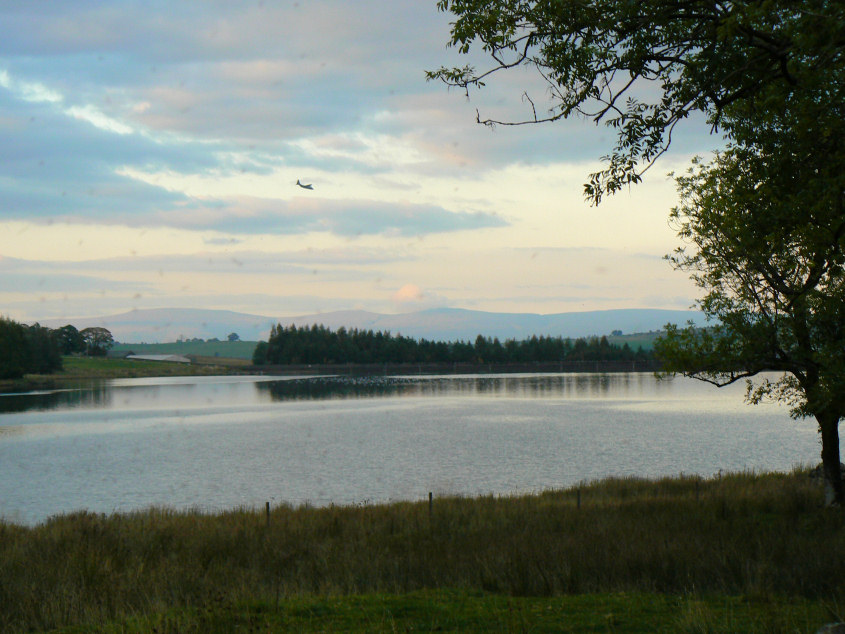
[{"left": 39, "top": 307, "right": 708, "bottom": 344}]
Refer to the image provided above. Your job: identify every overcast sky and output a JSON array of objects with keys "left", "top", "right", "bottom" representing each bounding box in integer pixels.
[{"left": 0, "top": 1, "right": 721, "bottom": 324}]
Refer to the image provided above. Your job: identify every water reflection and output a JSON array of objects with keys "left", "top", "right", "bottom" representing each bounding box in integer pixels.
[
  {"left": 0, "top": 376, "right": 287, "bottom": 415},
  {"left": 256, "top": 373, "right": 661, "bottom": 402},
  {"left": 0, "top": 383, "right": 111, "bottom": 413},
  {"left": 0, "top": 372, "right": 686, "bottom": 416}
]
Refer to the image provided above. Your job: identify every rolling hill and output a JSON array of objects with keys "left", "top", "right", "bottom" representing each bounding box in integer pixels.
[{"left": 39, "top": 307, "right": 707, "bottom": 344}]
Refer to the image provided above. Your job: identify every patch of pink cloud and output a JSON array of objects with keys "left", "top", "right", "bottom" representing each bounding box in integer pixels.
[{"left": 392, "top": 283, "right": 424, "bottom": 304}]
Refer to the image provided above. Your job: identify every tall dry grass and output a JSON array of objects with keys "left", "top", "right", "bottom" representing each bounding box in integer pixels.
[{"left": 0, "top": 469, "right": 843, "bottom": 631}]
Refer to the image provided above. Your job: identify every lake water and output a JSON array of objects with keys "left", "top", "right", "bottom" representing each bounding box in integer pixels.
[{"left": 0, "top": 372, "right": 821, "bottom": 525}]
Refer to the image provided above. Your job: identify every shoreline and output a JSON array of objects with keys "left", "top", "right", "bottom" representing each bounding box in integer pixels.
[
  {"left": 0, "top": 358, "right": 242, "bottom": 394},
  {"left": 1, "top": 357, "right": 663, "bottom": 394},
  {"left": 220, "top": 358, "right": 661, "bottom": 377}
]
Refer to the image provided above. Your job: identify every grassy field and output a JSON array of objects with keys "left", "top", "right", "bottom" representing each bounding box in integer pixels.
[
  {"left": 60, "top": 355, "right": 249, "bottom": 377},
  {"left": 607, "top": 331, "right": 662, "bottom": 352},
  {"left": 110, "top": 334, "right": 659, "bottom": 360},
  {"left": 112, "top": 340, "right": 259, "bottom": 360},
  {"left": 1, "top": 470, "right": 843, "bottom": 632}
]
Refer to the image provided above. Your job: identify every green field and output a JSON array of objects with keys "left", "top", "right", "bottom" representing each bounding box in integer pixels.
[
  {"left": 60, "top": 355, "right": 246, "bottom": 377},
  {"left": 1, "top": 470, "right": 843, "bottom": 632},
  {"left": 607, "top": 331, "right": 662, "bottom": 351},
  {"left": 111, "top": 332, "right": 661, "bottom": 360},
  {"left": 112, "top": 340, "right": 259, "bottom": 360}
]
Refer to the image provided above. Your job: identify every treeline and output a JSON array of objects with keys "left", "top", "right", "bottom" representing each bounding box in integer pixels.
[
  {"left": 0, "top": 318, "right": 114, "bottom": 380},
  {"left": 253, "top": 323, "right": 652, "bottom": 366},
  {"left": 0, "top": 318, "right": 62, "bottom": 379}
]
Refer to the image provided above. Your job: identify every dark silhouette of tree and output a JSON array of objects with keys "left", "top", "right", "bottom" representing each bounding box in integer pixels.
[
  {"left": 656, "top": 111, "right": 845, "bottom": 504},
  {"left": 80, "top": 327, "right": 114, "bottom": 357},
  {"left": 24, "top": 324, "right": 62, "bottom": 374},
  {"left": 252, "top": 341, "right": 269, "bottom": 366},
  {"left": 0, "top": 318, "right": 63, "bottom": 378},
  {"left": 254, "top": 323, "right": 651, "bottom": 366},
  {"left": 0, "top": 317, "right": 30, "bottom": 379},
  {"left": 55, "top": 324, "right": 85, "bottom": 355}
]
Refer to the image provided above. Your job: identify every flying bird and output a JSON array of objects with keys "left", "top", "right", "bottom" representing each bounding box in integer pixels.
[{"left": 296, "top": 179, "right": 314, "bottom": 190}]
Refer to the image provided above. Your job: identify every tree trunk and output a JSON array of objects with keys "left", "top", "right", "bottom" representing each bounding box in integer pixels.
[{"left": 818, "top": 413, "right": 843, "bottom": 506}]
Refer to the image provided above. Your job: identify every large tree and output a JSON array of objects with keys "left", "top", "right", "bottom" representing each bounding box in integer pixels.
[
  {"left": 429, "top": 0, "right": 845, "bottom": 503},
  {"left": 427, "top": 0, "right": 844, "bottom": 202},
  {"left": 24, "top": 324, "right": 63, "bottom": 374},
  {"left": 0, "top": 319, "right": 63, "bottom": 378},
  {"left": 0, "top": 317, "right": 30, "bottom": 380},
  {"left": 55, "top": 324, "right": 85, "bottom": 355},
  {"left": 654, "top": 71, "right": 845, "bottom": 503},
  {"left": 80, "top": 327, "right": 114, "bottom": 357}
]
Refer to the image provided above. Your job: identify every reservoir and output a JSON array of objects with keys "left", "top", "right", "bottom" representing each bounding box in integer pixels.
[{"left": 0, "top": 372, "right": 821, "bottom": 525}]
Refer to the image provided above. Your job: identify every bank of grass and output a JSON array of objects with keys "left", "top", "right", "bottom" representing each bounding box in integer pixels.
[
  {"left": 1, "top": 470, "right": 844, "bottom": 632},
  {"left": 59, "top": 355, "right": 248, "bottom": 377},
  {"left": 0, "top": 356, "right": 245, "bottom": 392}
]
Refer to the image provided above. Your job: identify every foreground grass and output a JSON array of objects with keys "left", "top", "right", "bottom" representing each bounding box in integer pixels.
[
  {"left": 65, "top": 590, "right": 838, "bottom": 633},
  {"left": 2, "top": 471, "right": 844, "bottom": 632}
]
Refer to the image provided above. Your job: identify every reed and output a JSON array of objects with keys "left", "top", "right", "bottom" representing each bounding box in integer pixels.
[{"left": 1, "top": 469, "right": 843, "bottom": 631}]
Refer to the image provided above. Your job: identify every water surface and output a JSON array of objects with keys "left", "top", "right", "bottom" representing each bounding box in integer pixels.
[{"left": 0, "top": 373, "right": 819, "bottom": 525}]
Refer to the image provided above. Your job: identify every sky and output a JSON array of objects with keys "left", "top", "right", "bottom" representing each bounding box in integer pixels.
[{"left": 0, "top": 1, "right": 722, "bottom": 325}]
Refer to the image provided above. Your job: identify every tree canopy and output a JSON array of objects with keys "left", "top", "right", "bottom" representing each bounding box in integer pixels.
[
  {"left": 0, "top": 321, "right": 118, "bottom": 379},
  {"left": 55, "top": 324, "right": 85, "bottom": 355},
  {"left": 0, "top": 317, "right": 63, "bottom": 379},
  {"left": 254, "top": 323, "right": 650, "bottom": 366},
  {"left": 427, "top": 0, "right": 844, "bottom": 202},
  {"left": 655, "top": 73, "right": 845, "bottom": 502},
  {"left": 80, "top": 327, "right": 115, "bottom": 357}
]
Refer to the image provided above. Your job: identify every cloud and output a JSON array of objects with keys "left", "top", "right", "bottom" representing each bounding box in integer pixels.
[
  {"left": 1, "top": 270, "right": 151, "bottom": 294},
  {"left": 143, "top": 195, "right": 507, "bottom": 236},
  {"left": 390, "top": 283, "right": 450, "bottom": 311},
  {"left": 393, "top": 283, "right": 424, "bottom": 304},
  {"left": 0, "top": 1, "right": 716, "bottom": 325},
  {"left": 0, "top": 2, "right": 453, "bottom": 139},
  {"left": 0, "top": 2, "right": 710, "bottom": 235},
  {"left": 0, "top": 245, "right": 418, "bottom": 282},
  {"left": 0, "top": 78, "right": 226, "bottom": 223}
]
